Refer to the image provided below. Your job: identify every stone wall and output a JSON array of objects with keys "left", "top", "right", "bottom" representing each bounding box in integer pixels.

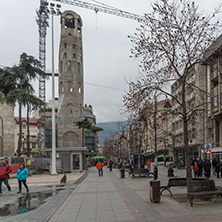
[{"left": 0, "top": 103, "right": 14, "bottom": 156}]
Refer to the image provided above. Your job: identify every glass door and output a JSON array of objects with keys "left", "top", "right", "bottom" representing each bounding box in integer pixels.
[{"left": 73, "top": 154, "right": 80, "bottom": 170}]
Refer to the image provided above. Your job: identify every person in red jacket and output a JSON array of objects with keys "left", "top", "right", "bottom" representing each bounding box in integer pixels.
[
  {"left": 96, "top": 160, "right": 104, "bottom": 176},
  {"left": 0, "top": 158, "right": 12, "bottom": 194}
]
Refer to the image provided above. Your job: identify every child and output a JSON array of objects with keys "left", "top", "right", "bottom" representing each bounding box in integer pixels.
[{"left": 17, "top": 164, "right": 29, "bottom": 194}]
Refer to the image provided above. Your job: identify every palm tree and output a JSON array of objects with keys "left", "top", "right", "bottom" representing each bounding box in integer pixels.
[
  {"left": 5, "top": 89, "right": 45, "bottom": 156},
  {"left": 1, "top": 53, "right": 47, "bottom": 156},
  {"left": 75, "top": 118, "right": 103, "bottom": 148}
]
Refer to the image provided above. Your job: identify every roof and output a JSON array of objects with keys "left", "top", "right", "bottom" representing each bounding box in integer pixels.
[
  {"left": 202, "top": 34, "right": 222, "bottom": 62},
  {"left": 45, "top": 147, "right": 89, "bottom": 152},
  {"left": 14, "top": 117, "right": 39, "bottom": 125},
  {"left": 157, "top": 99, "right": 172, "bottom": 105}
]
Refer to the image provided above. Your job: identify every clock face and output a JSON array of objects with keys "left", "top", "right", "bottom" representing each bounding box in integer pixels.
[{"left": 65, "top": 14, "right": 75, "bottom": 28}]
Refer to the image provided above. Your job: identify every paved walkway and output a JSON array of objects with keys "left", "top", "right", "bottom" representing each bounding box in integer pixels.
[{"left": 48, "top": 166, "right": 222, "bottom": 222}]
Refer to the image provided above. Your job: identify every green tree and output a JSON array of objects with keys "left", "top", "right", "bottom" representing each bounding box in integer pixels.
[
  {"left": 1, "top": 53, "right": 46, "bottom": 156},
  {"left": 75, "top": 118, "right": 103, "bottom": 148}
]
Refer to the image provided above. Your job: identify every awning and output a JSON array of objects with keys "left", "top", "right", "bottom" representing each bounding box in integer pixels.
[{"left": 211, "top": 148, "right": 222, "bottom": 153}]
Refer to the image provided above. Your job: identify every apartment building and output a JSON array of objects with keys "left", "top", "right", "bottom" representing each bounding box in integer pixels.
[
  {"left": 171, "top": 63, "right": 206, "bottom": 159},
  {"left": 14, "top": 117, "right": 41, "bottom": 154},
  {"left": 203, "top": 34, "right": 222, "bottom": 159}
]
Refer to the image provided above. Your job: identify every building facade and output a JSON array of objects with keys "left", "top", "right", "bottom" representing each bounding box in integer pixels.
[
  {"left": 203, "top": 34, "right": 222, "bottom": 159},
  {"left": 0, "top": 103, "right": 14, "bottom": 156},
  {"left": 58, "top": 10, "right": 84, "bottom": 148},
  {"left": 14, "top": 117, "right": 40, "bottom": 155},
  {"left": 171, "top": 63, "right": 206, "bottom": 160},
  {"left": 83, "top": 104, "right": 97, "bottom": 153}
]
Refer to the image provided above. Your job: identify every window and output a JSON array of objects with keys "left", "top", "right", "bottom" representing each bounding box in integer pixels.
[
  {"left": 65, "top": 14, "right": 75, "bottom": 28},
  {"left": 64, "top": 43, "right": 67, "bottom": 48},
  {"left": 214, "top": 96, "right": 218, "bottom": 107},
  {"left": 73, "top": 53, "right": 76, "bottom": 59},
  {"left": 32, "top": 143, "right": 36, "bottom": 148},
  {"left": 68, "top": 33, "right": 72, "bottom": 36},
  {"left": 78, "top": 62, "right": 80, "bottom": 72},
  {"left": 64, "top": 53, "right": 67, "bottom": 58},
  {"left": 73, "top": 44, "right": 75, "bottom": 49}
]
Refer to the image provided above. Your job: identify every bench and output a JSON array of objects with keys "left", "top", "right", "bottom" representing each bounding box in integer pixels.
[
  {"left": 188, "top": 179, "right": 222, "bottom": 206},
  {"left": 131, "top": 168, "right": 154, "bottom": 178},
  {"left": 160, "top": 177, "right": 208, "bottom": 196}
]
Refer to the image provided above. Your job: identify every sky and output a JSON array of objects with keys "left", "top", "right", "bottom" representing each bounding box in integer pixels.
[{"left": 0, "top": 0, "right": 221, "bottom": 123}]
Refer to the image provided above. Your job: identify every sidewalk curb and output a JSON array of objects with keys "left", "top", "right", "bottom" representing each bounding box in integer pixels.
[{"left": 46, "top": 171, "right": 89, "bottom": 222}]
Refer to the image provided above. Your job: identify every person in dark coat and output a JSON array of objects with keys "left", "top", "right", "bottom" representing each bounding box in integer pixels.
[
  {"left": 215, "top": 158, "right": 220, "bottom": 178},
  {"left": 204, "top": 159, "right": 211, "bottom": 178},
  {"left": 212, "top": 158, "right": 216, "bottom": 175},
  {"left": 168, "top": 165, "right": 174, "bottom": 177},
  {"left": 197, "top": 157, "right": 203, "bottom": 177}
]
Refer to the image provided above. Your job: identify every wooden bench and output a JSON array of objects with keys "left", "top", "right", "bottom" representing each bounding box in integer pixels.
[
  {"left": 131, "top": 168, "right": 154, "bottom": 178},
  {"left": 188, "top": 179, "right": 222, "bottom": 206},
  {"left": 160, "top": 177, "right": 208, "bottom": 196}
]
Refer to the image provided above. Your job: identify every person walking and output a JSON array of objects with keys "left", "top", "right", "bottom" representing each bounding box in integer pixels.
[
  {"left": 215, "top": 158, "right": 220, "bottom": 178},
  {"left": 147, "top": 159, "right": 151, "bottom": 171},
  {"left": 96, "top": 160, "right": 104, "bottom": 176},
  {"left": 0, "top": 158, "right": 12, "bottom": 194},
  {"left": 204, "top": 159, "right": 211, "bottom": 178},
  {"left": 17, "top": 163, "right": 29, "bottom": 194},
  {"left": 197, "top": 157, "right": 203, "bottom": 177},
  {"left": 193, "top": 161, "right": 199, "bottom": 177},
  {"left": 109, "top": 160, "right": 113, "bottom": 172}
]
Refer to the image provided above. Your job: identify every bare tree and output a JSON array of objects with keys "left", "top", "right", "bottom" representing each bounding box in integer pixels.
[{"left": 124, "top": 0, "right": 222, "bottom": 181}]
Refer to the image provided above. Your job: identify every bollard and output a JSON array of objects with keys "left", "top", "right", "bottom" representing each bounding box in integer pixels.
[
  {"left": 150, "top": 180, "right": 160, "bottom": 203},
  {"left": 154, "top": 165, "right": 158, "bottom": 180},
  {"left": 120, "top": 168, "right": 125, "bottom": 179}
]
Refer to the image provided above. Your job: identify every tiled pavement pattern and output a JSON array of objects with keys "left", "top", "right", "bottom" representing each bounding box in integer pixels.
[{"left": 48, "top": 166, "right": 222, "bottom": 222}]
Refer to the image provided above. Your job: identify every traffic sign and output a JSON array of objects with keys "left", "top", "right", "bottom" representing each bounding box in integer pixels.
[
  {"left": 205, "top": 144, "right": 211, "bottom": 150},
  {"left": 206, "top": 150, "right": 211, "bottom": 155}
]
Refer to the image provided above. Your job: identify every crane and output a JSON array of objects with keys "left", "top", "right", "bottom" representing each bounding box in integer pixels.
[{"left": 53, "top": 0, "right": 143, "bottom": 21}]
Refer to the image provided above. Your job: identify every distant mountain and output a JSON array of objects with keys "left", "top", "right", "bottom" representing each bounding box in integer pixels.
[{"left": 96, "top": 121, "right": 127, "bottom": 145}]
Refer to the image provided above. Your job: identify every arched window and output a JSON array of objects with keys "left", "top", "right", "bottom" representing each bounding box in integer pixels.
[
  {"left": 64, "top": 43, "right": 67, "bottom": 48},
  {"left": 68, "top": 60, "right": 71, "bottom": 71},
  {"left": 78, "top": 62, "right": 81, "bottom": 72},
  {"left": 64, "top": 53, "right": 67, "bottom": 58},
  {"left": 68, "top": 81, "right": 73, "bottom": 93},
  {"left": 60, "top": 61, "right": 63, "bottom": 72},
  {"left": 65, "top": 14, "right": 75, "bottom": 28}
]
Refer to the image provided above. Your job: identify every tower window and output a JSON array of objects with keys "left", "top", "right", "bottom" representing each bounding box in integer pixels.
[
  {"left": 68, "top": 33, "right": 72, "bottom": 36},
  {"left": 79, "top": 87, "right": 81, "bottom": 93},
  {"left": 78, "top": 62, "right": 80, "bottom": 72},
  {"left": 73, "top": 53, "right": 76, "bottom": 59},
  {"left": 64, "top": 43, "right": 67, "bottom": 48},
  {"left": 70, "top": 88, "right": 73, "bottom": 92},
  {"left": 73, "top": 44, "right": 76, "bottom": 49},
  {"left": 65, "top": 14, "right": 75, "bottom": 28},
  {"left": 64, "top": 53, "right": 67, "bottom": 58}
]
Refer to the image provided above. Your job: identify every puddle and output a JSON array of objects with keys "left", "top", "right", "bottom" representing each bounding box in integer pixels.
[{"left": 0, "top": 191, "right": 58, "bottom": 217}]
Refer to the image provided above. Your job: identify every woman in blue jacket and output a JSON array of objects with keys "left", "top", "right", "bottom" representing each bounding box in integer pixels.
[{"left": 17, "top": 163, "right": 29, "bottom": 194}]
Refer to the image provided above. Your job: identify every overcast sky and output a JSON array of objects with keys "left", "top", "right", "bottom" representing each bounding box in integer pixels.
[{"left": 0, "top": 0, "right": 221, "bottom": 123}]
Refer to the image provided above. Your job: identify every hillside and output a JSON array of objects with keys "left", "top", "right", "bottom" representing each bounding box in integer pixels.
[{"left": 97, "top": 121, "right": 127, "bottom": 145}]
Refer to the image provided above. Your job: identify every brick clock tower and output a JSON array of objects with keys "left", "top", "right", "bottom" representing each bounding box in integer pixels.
[{"left": 58, "top": 11, "right": 84, "bottom": 148}]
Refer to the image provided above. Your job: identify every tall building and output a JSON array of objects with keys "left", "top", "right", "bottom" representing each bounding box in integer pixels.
[
  {"left": 171, "top": 63, "right": 206, "bottom": 159},
  {"left": 83, "top": 104, "right": 97, "bottom": 153},
  {"left": 203, "top": 34, "right": 222, "bottom": 158},
  {"left": 58, "top": 11, "right": 84, "bottom": 148}
]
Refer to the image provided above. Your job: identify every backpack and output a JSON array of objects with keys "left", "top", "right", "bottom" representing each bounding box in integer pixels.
[{"left": 194, "top": 163, "right": 199, "bottom": 171}]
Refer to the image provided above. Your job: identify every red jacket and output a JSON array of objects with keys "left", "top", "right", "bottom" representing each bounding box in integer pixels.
[{"left": 0, "top": 163, "right": 12, "bottom": 179}]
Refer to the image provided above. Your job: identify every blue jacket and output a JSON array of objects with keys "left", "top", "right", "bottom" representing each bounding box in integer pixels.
[{"left": 17, "top": 168, "right": 29, "bottom": 181}]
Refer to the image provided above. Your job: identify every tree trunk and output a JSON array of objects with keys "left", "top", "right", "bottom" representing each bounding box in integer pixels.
[
  {"left": 27, "top": 103, "right": 30, "bottom": 157},
  {"left": 182, "top": 82, "right": 192, "bottom": 183},
  {"left": 18, "top": 102, "right": 22, "bottom": 156}
]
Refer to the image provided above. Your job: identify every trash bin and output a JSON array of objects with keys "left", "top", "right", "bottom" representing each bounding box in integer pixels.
[
  {"left": 120, "top": 168, "right": 125, "bottom": 179},
  {"left": 150, "top": 180, "right": 160, "bottom": 203}
]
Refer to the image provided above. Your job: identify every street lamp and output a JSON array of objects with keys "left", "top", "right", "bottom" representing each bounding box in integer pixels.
[
  {"left": 49, "top": 3, "right": 61, "bottom": 175},
  {"left": 153, "top": 91, "right": 171, "bottom": 180}
]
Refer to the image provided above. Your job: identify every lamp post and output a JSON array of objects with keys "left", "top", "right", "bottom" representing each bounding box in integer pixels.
[
  {"left": 153, "top": 92, "right": 172, "bottom": 180},
  {"left": 49, "top": 3, "right": 61, "bottom": 175}
]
